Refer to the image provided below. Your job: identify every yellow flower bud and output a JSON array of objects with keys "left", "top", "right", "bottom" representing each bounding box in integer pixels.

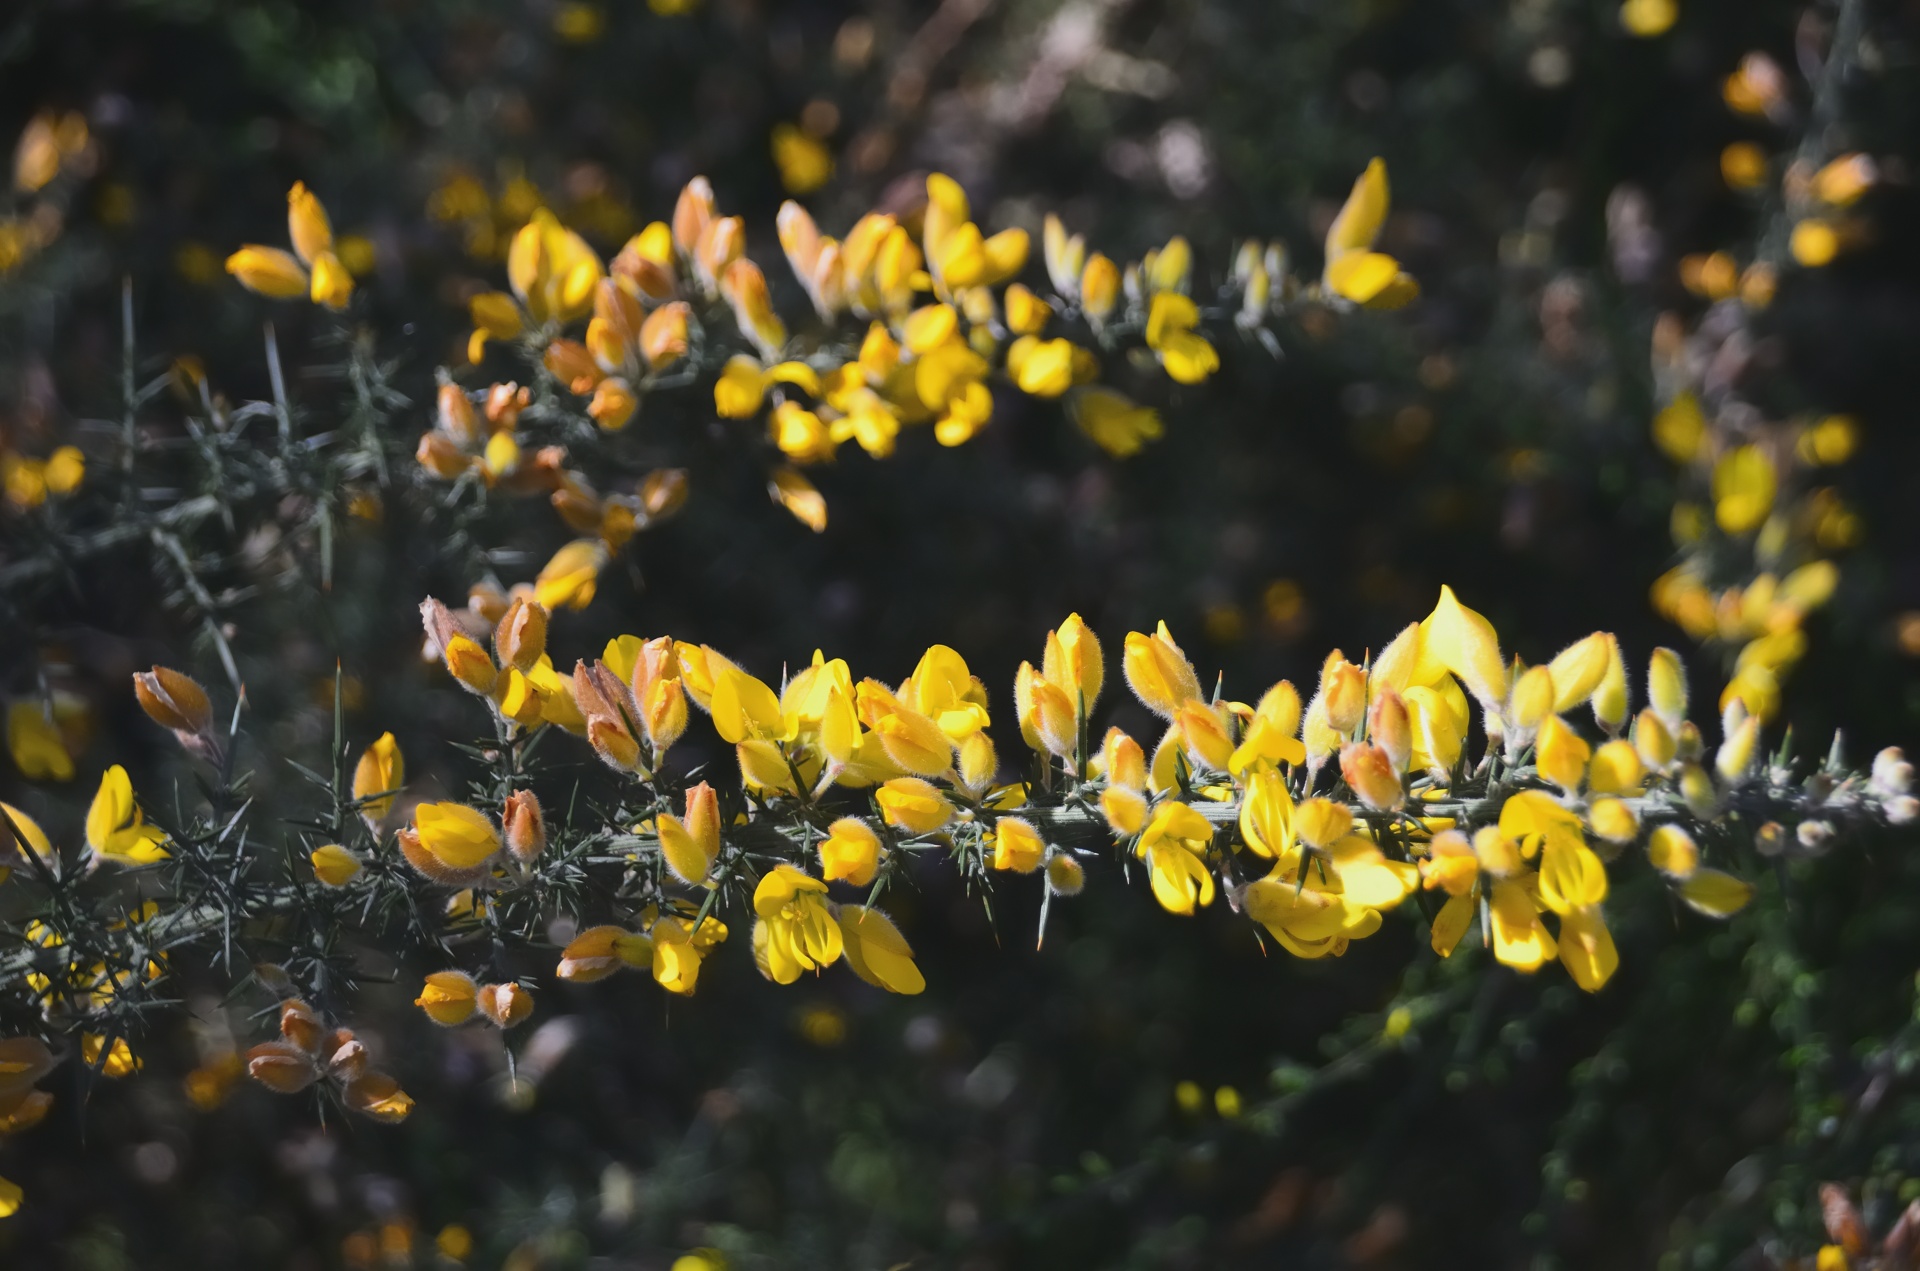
[
  {"left": 1633, "top": 709, "right": 1676, "bottom": 771},
  {"left": 589, "top": 378, "right": 638, "bottom": 431},
  {"left": 1646, "top": 824, "right": 1699, "bottom": 878},
  {"left": 1368, "top": 688, "right": 1412, "bottom": 771},
  {"left": 308, "top": 250, "right": 353, "bottom": 310},
  {"left": 1103, "top": 728, "right": 1147, "bottom": 790},
  {"left": 1536, "top": 715, "right": 1591, "bottom": 792},
  {"left": 410, "top": 803, "right": 501, "bottom": 871},
  {"left": 1716, "top": 714, "right": 1761, "bottom": 782},
  {"left": 1080, "top": 253, "right": 1119, "bottom": 323},
  {"left": 1004, "top": 283, "right": 1051, "bottom": 336},
  {"left": 1587, "top": 739, "right": 1644, "bottom": 796},
  {"left": 1043, "top": 614, "right": 1104, "bottom": 717},
  {"left": 1101, "top": 785, "right": 1148, "bottom": 836},
  {"left": 1587, "top": 798, "right": 1639, "bottom": 844},
  {"left": 875, "top": 777, "right": 954, "bottom": 835},
  {"left": 1547, "top": 633, "right": 1610, "bottom": 714},
  {"left": 657, "top": 782, "right": 721, "bottom": 884},
  {"left": 837, "top": 905, "right": 925, "bottom": 995},
  {"left": 819, "top": 817, "right": 883, "bottom": 886},
  {"left": 1122, "top": 623, "right": 1204, "bottom": 719},
  {"left": 1678, "top": 763, "right": 1718, "bottom": 818},
  {"left": 1508, "top": 664, "right": 1556, "bottom": 737},
  {"left": 286, "top": 182, "right": 334, "bottom": 265},
  {"left": 1176, "top": 701, "right": 1234, "bottom": 772},
  {"left": 493, "top": 596, "right": 548, "bottom": 673},
  {"left": 309, "top": 844, "right": 363, "bottom": 887},
  {"left": 1647, "top": 647, "right": 1688, "bottom": 728},
  {"left": 415, "top": 970, "right": 479, "bottom": 1026},
  {"left": 535, "top": 539, "right": 606, "bottom": 611},
  {"left": 1294, "top": 797, "right": 1353, "bottom": 849},
  {"left": 991, "top": 817, "right": 1046, "bottom": 873},
  {"left": 557, "top": 925, "right": 653, "bottom": 982},
  {"left": 225, "top": 245, "right": 308, "bottom": 299},
  {"left": 1321, "top": 653, "right": 1367, "bottom": 735},
  {"left": 1045, "top": 851, "right": 1085, "bottom": 897},
  {"left": 351, "top": 732, "right": 403, "bottom": 825},
  {"left": 1239, "top": 768, "right": 1295, "bottom": 858}
]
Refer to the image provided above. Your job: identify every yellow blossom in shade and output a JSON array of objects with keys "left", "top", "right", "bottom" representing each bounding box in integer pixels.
[
  {"left": 1619, "top": 0, "right": 1677, "bottom": 37},
  {"left": 1071, "top": 387, "right": 1164, "bottom": 457},
  {"left": 875, "top": 778, "right": 955, "bottom": 835},
  {"left": 416, "top": 970, "right": 479, "bottom": 1026},
  {"left": 1712, "top": 445, "right": 1776, "bottom": 534},
  {"left": 351, "top": 732, "right": 403, "bottom": 825},
  {"left": 556, "top": 924, "right": 655, "bottom": 982},
  {"left": 0, "top": 801, "right": 55, "bottom": 876},
  {"left": 819, "top": 817, "right": 884, "bottom": 886},
  {"left": 535, "top": 538, "right": 607, "bottom": 610},
  {"left": 508, "top": 208, "right": 603, "bottom": 324},
  {"left": 651, "top": 915, "right": 723, "bottom": 995},
  {"left": 7, "top": 701, "right": 74, "bottom": 780},
  {"left": 411, "top": 802, "right": 501, "bottom": 870},
  {"left": 82, "top": 1035, "right": 141, "bottom": 1078},
  {"left": 310, "top": 845, "right": 363, "bottom": 887},
  {"left": 1790, "top": 218, "right": 1839, "bottom": 268},
  {"left": 770, "top": 466, "right": 827, "bottom": 532},
  {"left": 1535, "top": 716, "right": 1591, "bottom": 792},
  {"left": 1653, "top": 392, "right": 1707, "bottom": 463},
  {"left": 991, "top": 816, "right": 1046, "bottom": 873},
  {"left": 1135, "top": 801, "right": 1216, "bottom": 915},
  {"left": 1144, "top": 293, "right": 1219, "bottom": 384},
  {"left": 752, "top": 864, "right": 843, "bottom": 984},
  {"left": 1322, "top": 159, "right": 1418, "bottom": 308},
  {"left": 225, "top": 246, "right": 309, "bottom": 298},
  {"left": 771, "top": 124, "right": 834, "bottom": 195},
  {"left": 838, "top": 905, "right": 925, "bottom": 994},
  {"left": 344, "top": 1072, "right": 414, "bottom": 1123},
  {"left": 85, "top": 765, "right": 169, "bottom": 864}
]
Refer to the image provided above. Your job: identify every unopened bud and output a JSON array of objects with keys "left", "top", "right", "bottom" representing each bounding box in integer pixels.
[
  {"left": 477, "top": 982, "right": 534, "bottom": 1029},
  {"left": 1755, "top": 821, "right": 1787, "bottom": 857},
  {"left": 1368, "top": 689, "right": 1412, "bottom": 772},
  {"left": 1633, "top": 709, "right": 1675, "bottom": 771},
  {"left": 1716, "top": 715, "right": 1760, "bottom": 783},
  {"left": 493, "top": 596, "right": 548, "bottom": 673},
  {"left": 245, "top": 1041, "right": 320, "bottom": 1094},
  {"left": 1872, "top": 747, "right": 1912, "bottom": 798},
  {"left": 1797, "top": 820, "right": 1835, "bottom": 853},
  {"left": 1045, "top": 850, "right": 1086, "bottom": 896},
  {"left": 415, "top": 970, "right": 479, "bottom": 1026},
  {"left": 1340, "top": 742, "right": 1404, "bottom": 811},
  {"left": 436, "top": 382, "right": 479, "bottom": 445},
  {"left": 1323, "top": 656, "right": 1366, "bottom": 735},
  {"left": 133, "top": 666, "right": 214, "bottom": 736},
  {"left": 1648, "top": 647, "right": 1688, "bottom": 728},
  {"left": 1647, "top": 824, "right": 1700, "bottom": 877},
  {"left": 1679, "top": 764, "right": 1719, "bottom": 819},
  {"left": 502, "top": 789, "right": 546, "bottom": 864}
]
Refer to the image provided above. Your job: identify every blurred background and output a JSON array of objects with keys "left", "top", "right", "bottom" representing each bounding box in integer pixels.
[{"left": 6, "top": 0, "right": 1920, "bottom": 1266}]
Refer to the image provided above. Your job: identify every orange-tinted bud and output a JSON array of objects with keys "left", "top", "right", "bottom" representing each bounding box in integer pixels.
[
  {"left": 278, "top": 999, "right": 325, "bottom": 1053},
  {"left": 1368, "top": 689, "right": 1412, "bottom": 772},
  {"left": 1322, "top": 655, "right": 1367, "bottom": 735},
  {"left": 133, "top": 666, "right": 213, "bottom": 735},
  {"left": 640, "top": 301, "right": 691, "bottom": 370},
  {"left": 544, "top": 339, "right": 602, "bottom": 395},
  {"left": 502, "top": 789, "right": 545, "bottom": 864},
  {"left": 476, "top": 982, "right": 534, "bottom": 1029},
  {"left": 493, "top": 597, "right": 548, "bottom": 673},
  {"left": 245, "top": 1041, "right": 320, "bottom": 1093},
  {"left": 1340, "top": 742, "right": 1404, "bottom": 811},
  {"left": 342, "top": 1071, "right": 413, "bottom": 1122},
  {"left": 416, "top": 430, "right": 471, "bottom": 479}
]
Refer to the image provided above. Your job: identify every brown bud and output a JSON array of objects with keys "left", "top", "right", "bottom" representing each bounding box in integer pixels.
[
  {"left": 483, "top": 382, "right": 531, "bottom": 431},
  {"left": 543, "top": 339, "right": 602, "bottom": 395},
  {"left": 573, "top": 660, "right": 645, "bottom": 773},
  {"left": 134, "top": 666, "right": 213, "bottom": 735},
  {"left": 1822, "top": 1183, "right": 1867, "bottom": 1257},
  {"left": 502, "top": 789, "right": 546, "bottom": 864},
  {"left": 322, "top": 1031, "right": 367, "bottom": 1082},
  {"left": 552, "top": 480, "right": 605, "bottom": 536},
  {"left": 493, "top": 596, "right": 548, "bottom": 673},
  {"left": 639, "top": 468, "right": 689, "bottom": 522},
  {"left": 476, "top": 982, "right": 534, "bottom": 1029},
  {"left": 342, "top": 1071, "right": 413, "bottom": 1122}
]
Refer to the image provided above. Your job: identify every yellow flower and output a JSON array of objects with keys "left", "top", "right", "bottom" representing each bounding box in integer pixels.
[
  {"left": 535, "top": 539, "right": 608, "bottom": 611},
  {"left": 224, "top": 245, "right": 309, "bottom": 299},
  {"left": 1293, "top": 797, "right": 1353, "bottom": 849},
  {"left": 1080, "top": 253, "right": 1120, "bottom": 324},
  {"left": 310, "top": 845, "right": 363, "bottom": 887},
  {"left": 416, "top": 970, "right": 480, "bottom": 1026},
  {"left": 752, "top": 864, "right": 844, "bottom": 984},
  {"left": 652, "top": 915, "right": 724, "bottom": 995},
  {"left": 85, "top": 765, "right": 169, "bottom": 864},
  {"left": 1071, "top": 387, "right": 1163, "bottom": 458},
  {"left": 1238, "top": 768, "right": 1294, "bottom": 858},
  {"left": 1790, "top": 218, "right": 1839, "bottom": 268},
  {"left": 1653, "top": 392, "right": 1706, "bottom": 463},
  {"left": 1244, "top": 855, "right": 1381, "bottom": 959},
  {"left": 0, "top": 1175, "right": 20, "bottom": 1217},
  {"left": 1136, "top": 801, "right": 1215, "bottom": 915},
  {"left": 0, "top": 801, "right": 55, "bottom": 877},
  {"left": 1414, "top": 585, "right": 1507, "bottom": 712},
  {"left": 838, "top": 905, "right": 925, "bottom": 994},
  {"left": 226, "top": 182, "right": 354, "bottom": 309},
  {"left": 508, "top": 207, "right": 603, "bottom": 324},
  {"left": 990, "top": 816, "right": 1046, "bottom": 873},
  {"left": 856, "top": 680, "right": 953, "bottom": 777},
  {"left": 657, "top": 782, "right": 722, "bottom": 884},
  {"left": 344, "top": 1072, "right": 414, "bottom": 1123},
  {"left": 1322, "top": 159, "right": 1418, "bottom": 308},
  {"left": 1144, "top": 293, "right": 1218, "bottom": 385},
  {"left": 876, "top": 778, "right": 955, "bottom": 836},
  {"left": 410, "top": 802, "right": 501, "bottom": 871},
  {"left": 82, "top": 1034, "right": 141, "bottom": 1078},
  {"left": 819, "top": 817, "right": 884, "bottom": 886},
  {"left": 351, "top": 732, "right": 403, "bottom": 825},
  {"left": 6, "top": 701, "right": 73, "bottom": 780}
]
